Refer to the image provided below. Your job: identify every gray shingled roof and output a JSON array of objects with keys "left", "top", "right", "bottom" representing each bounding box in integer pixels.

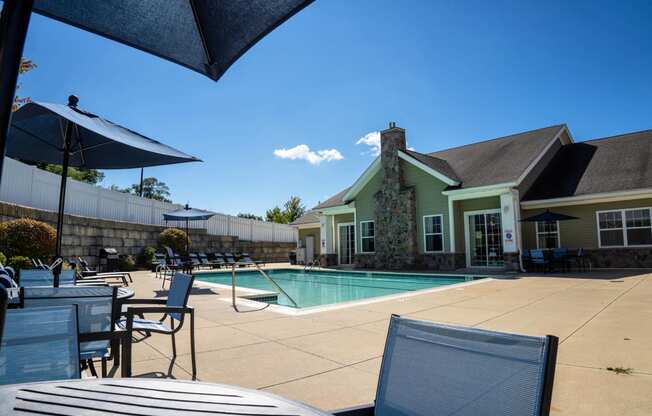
[
  {"left": 313, "top": 187, "right": 351, "bottom": 210},
  {"left": 290, "top": 210, "right": 320, "bottom": 226},
  {"left": 523, "top": 129, "right": 652, "bottom": 201},
  {"left": 316, "top": 124, "right": 567, "bottom": 208},
  {"left": 403, "top": 150, "right": 461, "bottom": 183},
  {"left": 427, "top": 124, "right": 565, "bottom": 188}
]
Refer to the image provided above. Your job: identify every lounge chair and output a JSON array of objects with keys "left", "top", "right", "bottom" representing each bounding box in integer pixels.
[
  {"left": 208, "top": 252, "right": 226, "bottom": 268},
  {"left": 153, "top": 252, "right": 170, "bottom": 278},
  {"left": 223, "top": 252, "right": 238, "bottom": 267},
  {"left": 162, "top": 246, "right": 185, "bottom": 288},
  {"left": 116, "top": 272, "right": 196, "bottom": 379},
  {"left": 0, "top": 304, "right": 81, "bottom": 384},
  {"left": 188, "top": 253, "right": 202, "bottom": 269},
  {"left": 197, "top": 252, "right": 217, "bottom": 269},
  {"left": 76, "top": 257, "right": 132, "bottom": 285},
  {"left": 334, "top": 315, "right": 558, "bottom": 416},
  {"left": 21, "top": 286, "right": 120, "bottom": 377},
  {"left": 239, "top": 252, "right": 264, "bottom": 267}
]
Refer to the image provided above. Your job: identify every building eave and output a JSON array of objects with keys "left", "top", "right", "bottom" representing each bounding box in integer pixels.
[
  {"left": 521, "top": 188, "right": 652, "bottom": 209},
  {"left": 397, "top": 150, "right": 460, "bottom": 186},
  {"left": 342, "top": 158, "right": 381, "bottom": 202}
]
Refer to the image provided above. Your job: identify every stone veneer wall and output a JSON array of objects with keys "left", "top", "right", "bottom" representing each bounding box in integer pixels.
[
  {"left": 367, "top": 125, "right": 418, "bottom": 270},
  {"left": 584, "top": 248, "right": 652, "bottom": 269},
  {"left": 0, "top": 201, "right": 294, "bottom": 266}
]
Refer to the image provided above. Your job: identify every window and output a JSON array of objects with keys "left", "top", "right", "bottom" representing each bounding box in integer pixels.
[
  {"left": 598, "top": 208, "right": 652, "bottom": 247},
  {"left": 536, "top": 221, "right": 560, "bottom": 249},
  {"left": 360, "top": 221, "right": 375, "bottom": 253},
  {"left": 424, "top": 215, "right": 444, "bottom": 252}
]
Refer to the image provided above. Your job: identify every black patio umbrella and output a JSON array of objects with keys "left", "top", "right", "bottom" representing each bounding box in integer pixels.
[
  {"left": 0, "top": 0, "right": 315, "bottom": 184},
  {"left": 520, "top": 209, "right": 579, "bottom": 222},
  {"left": 163, "top": 204, "right": 215, "bottom": 254},
  {"left": 7, "top": 95, "right": 201, "bottom": 286}
]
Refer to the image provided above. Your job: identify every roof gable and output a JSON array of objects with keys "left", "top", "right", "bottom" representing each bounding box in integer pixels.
[
  {"left": 428, "top": 124, "right": 567, "bottom": 188},
  {"left": 523, "top": 129, "right": 652, "bottom": 201}
]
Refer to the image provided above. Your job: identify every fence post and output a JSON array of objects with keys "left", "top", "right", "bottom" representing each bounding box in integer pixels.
[
  {"left": 272, "top": 223, "right": 276, "bottom": 242},
  {"left": 227, "top": 215, "right": 231, "bottom": 236},
  {"left": 249, "top": 220, "right": 253, "bottom": 241}
]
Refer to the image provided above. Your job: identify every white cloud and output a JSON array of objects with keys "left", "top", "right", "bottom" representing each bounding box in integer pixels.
[
  {"left": 355, "top": 131, "right": 381, "bottom": 156},
  {"left": 273, "top": 144, "right": 343, "bottom": 165},
  {"left": 356, "top": 131, "right": 416, "bottom": 156}
]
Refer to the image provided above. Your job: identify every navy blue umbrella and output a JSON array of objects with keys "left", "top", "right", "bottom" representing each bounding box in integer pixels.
[
  {"left": 163, "top": 204, "right": 215, "bottom": 253},
  {"left": 0, "top": 0, "right": 315, "bottom": 187},
  {"left": 520, "top": 210, "right": 579, "bottom": 222},
  {"left": 7, "top": 96, "right": 201, "bottom": 286}
]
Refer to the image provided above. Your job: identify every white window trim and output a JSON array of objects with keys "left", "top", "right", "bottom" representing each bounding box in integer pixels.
[
  {"left": 596, "top": 207, "right": 652, "bottom": 248},
  {"left": 535, "top": 220, "right": 561, "bottom": 249},
  {"left": 423, "top": 214, "right": 445, "bottom": 253},
  {"left": 359, "top": 220, "right": 375, "bottom": 254}
]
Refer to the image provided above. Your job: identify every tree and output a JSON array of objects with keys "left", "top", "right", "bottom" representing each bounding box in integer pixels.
[
  {"left": 265, "top": 206, "right": 287, "bottom": 224},
  {"left": 122, "top": 177, "right": 172, "bottom": 202},
  {"left": 283, "top": 196, "right": 306, "bottom": 223},
  {"left": 238, "top": 213, "right": 263, "bottom": 221},
  {"left": 13, "top": 58, "right": 36, "bottom": 112},
  {"left": 265, "top": 196, "right": 306, "bottom": 224}
]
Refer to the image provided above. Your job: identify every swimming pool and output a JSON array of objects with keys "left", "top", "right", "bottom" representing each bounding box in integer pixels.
[{"left": 196, "top": 269, "right": 483, "bottom": 309}]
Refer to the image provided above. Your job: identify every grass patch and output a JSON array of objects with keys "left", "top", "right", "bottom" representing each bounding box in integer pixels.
[{"left": 606, "top": 366, "right": 633, "bottom": 375}]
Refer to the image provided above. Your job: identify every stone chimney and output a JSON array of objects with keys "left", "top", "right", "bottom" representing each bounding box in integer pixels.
[{"left": 372, "top": 122, "right": 418, "bottom": 269}]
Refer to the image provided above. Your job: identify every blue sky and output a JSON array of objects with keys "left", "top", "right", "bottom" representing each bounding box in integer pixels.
[{"left": 18, "top": 0, "right": 652, "bottom": 216}]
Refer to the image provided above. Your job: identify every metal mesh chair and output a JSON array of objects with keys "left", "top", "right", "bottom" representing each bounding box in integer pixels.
[
  {"left": 335, "top": 315, "right": 558, "bottom": 416},
  {"left": 0, "top": 305, "right": 80, "bottom": 384},
  {"left": 22, "top": 286, "right": 120, "bottom": 377},
  {"left": 117, "top": 272, "right": 196, "bottom": 379},
  {"left": 19, "top": 269, "right": 78, "bottom": 287}
]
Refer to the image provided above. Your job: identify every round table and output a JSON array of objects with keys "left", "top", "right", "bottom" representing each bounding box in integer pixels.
[{"left": 0, "top": 378, "right": 332, "bottom": 415}]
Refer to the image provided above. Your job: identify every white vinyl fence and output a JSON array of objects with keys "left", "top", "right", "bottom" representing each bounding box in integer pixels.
[{"left": 0, "top": 157, "right": 297, "bottom": 243}]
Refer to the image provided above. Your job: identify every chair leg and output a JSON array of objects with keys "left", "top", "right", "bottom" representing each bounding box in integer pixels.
[
  {"left": 112, "top": 338, "right": 120, "bottom": 367},
  {"left": 171, "top": 328, "right": 177, "bottom": 358},
  {"left": 87, "top": 359, "right": 98, "bottom": 377},
  {"left": 121, "top": 334, "right": 132, "bottom": 378},
  {"left": 190, "top": 310, "right": 197, "bottom": 380},
  {"left": 101, "top": 358, "right": 108, "bottom": 377}
]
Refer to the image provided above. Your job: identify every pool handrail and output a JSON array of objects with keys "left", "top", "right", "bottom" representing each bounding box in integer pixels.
[{"left": 231, "top": 263, "right": 298, "bottom": 311}]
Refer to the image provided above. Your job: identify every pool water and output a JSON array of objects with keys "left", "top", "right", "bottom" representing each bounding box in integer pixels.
[{"left": 197, "top": 269, "right": 481, "bottom": 308}]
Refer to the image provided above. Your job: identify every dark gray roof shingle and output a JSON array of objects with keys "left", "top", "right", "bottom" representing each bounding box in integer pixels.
[
  {"left": 290, "top": 210, "right": 320, "bottom": 226},
  {"left": 313, "top": 187, "right": 351, "bottom": 210},
  {"left": 403, "top": 150, "right": 461, "bottom": 183},
  {"left": 428, "top": 124, "right": 565, "bottom": 188},
  {"left": 523, "top": 129, "right": 652, "bottom": 201}
]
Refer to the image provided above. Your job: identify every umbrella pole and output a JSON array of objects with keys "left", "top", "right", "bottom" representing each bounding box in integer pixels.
[
  {"left": 186, "top": 218, "right": 189, "bottom": 254},
  {"left": 53, "top": 121, "right": 73, "bottom": 287},
  {"left": 0, "top": 0, "right": 34, "bottom": 187}
]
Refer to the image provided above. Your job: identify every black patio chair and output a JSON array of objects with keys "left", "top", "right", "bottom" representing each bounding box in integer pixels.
[
  {"left": 75, "top": 257, "right": 132, "bottom": 285},
  {"left": 117, "top": 272, "right": 196, "bottom": 380},
  {"left": 334, "top": 315, "right": 558, "bottom": 416}
]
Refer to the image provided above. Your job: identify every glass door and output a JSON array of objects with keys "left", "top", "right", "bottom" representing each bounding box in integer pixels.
[
  {"left": 338, "top": 223, "right": 355, "bottom": 265},
  {"left": 466, "top": 211, "right": 503, "bottom": 267}
]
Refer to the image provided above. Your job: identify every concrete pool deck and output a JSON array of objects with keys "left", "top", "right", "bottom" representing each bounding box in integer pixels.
[{"left": 123, "top": 265, "right": 652, "bottom": 415}]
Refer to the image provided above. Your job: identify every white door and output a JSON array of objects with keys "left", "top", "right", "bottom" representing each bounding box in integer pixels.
[
  {"left": 464, "top": 209, "right": 504, "bottom": 268},
  {"left": 305, "top": 236, "right": 315, "bottom": 263},
  {"left": 338, "top": 223, "right": 355, "bottom": 265}
]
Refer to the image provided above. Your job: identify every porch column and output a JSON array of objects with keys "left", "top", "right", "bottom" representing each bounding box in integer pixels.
[
  {"left": 319, "top": 214, "right": 337, "bottom": 266},
  {"left": 500, "top": 191, "right": 520, "bottom": 270}
]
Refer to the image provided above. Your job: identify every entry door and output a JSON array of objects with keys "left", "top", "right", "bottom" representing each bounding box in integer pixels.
[
  {"left": 305, "top": 236, "right": 315, "bottom": 263},
  {"left": 338, "top": 223, "right": 355, "bottom": 265},
  {"left": 465, "top": 210, "right": 504, "bottom": 267}
]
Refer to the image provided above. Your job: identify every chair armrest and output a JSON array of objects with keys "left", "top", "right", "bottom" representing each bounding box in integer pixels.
[
  {"left": 331, "top": 405, "right": 375, "bottom": 416},
  {"left": 79, "top": 330, "right": 125, "bottom": 342},
  {"left": 125, "top": 306, "right": 193, "bottom": 316},
  {"left": 120, "top": 298, "right": 167, "bottom": 305}
]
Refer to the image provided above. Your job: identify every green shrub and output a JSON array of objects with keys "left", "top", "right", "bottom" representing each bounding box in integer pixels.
[
  {"left": 158, "top": 228, "right": 189, "bottom": 255},
  {"left": 137, "top": 246, "right": 157, "bottom": 267},
  {"left": 0, "top": 218, "right": 56, "bottom": 259},
  {"left": 8, "top": 255, "right": 32, "bottom": 272},
  {"left": 0, "top": 251, "right": 6, "bottom": 266},
  {"left": 118, "top": 255, "right": 136, "bottom": 271}
]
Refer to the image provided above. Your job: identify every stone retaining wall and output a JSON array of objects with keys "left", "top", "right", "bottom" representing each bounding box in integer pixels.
[{"left": 0, "top": 201, "right": 294, "bottom": 266}]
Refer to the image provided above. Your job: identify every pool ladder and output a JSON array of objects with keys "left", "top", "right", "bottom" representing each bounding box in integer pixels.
[
  {"left": 231, "top": 262, "right": 299, "bottom": 312},
  {"left": 303, "top": 259, "right": 320, "bottom": 273}
]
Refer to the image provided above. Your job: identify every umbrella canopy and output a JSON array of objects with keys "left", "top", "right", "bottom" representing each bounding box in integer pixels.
[
  {"left": 163, "top": 206, "right": 215, "bottom": 222},
  {"left": 31, "top": 1, "right": 315, "bottom": 82},
  {"left": 163, "top": 204, "right": 215, "bottom": 253},
  {"left": 7, "top": 96, "right": 201, "bottom": 286},
  {"left": 8, "top": 100, "right": 201, "bottom": 168},
  {"left": 520, "top": 210, "right": 579, "bottom": 223}
]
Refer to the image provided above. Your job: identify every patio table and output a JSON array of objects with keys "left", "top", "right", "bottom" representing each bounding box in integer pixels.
[{"left": 0, "top": 378, "right": 332, "bottom": 415}]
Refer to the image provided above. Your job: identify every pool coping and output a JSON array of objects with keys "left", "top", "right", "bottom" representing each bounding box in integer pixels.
[{"left": 194, "top": 268, "right": 498, "bottom": 316}]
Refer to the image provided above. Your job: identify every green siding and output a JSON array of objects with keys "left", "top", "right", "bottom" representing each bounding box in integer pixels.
[
  {"left": 453, "top": 196, "right": 501, "bottom": 253},
  {"left": 403, "top": 161, "right": 450, "bottom": 253},
  {"left": 298, "top": 227, "right": 321, "bottom": 255},
  {"left": 352, "top": 159, "right": 451, "bottom": 253},
  {"left": 521, "top": 198, "right": 652, "bottom": 250}
]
